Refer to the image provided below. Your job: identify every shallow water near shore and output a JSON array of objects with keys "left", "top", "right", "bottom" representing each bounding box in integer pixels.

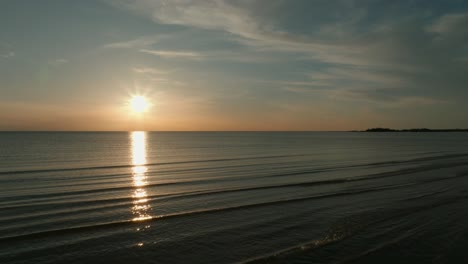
[{"left": 1, "top": 132, "right": 468, "bottom": 263}]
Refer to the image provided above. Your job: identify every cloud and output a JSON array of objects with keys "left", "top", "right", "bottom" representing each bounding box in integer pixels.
[
  {"left": 108, "top": 0, "right": 260, "bottom": 37},
  {"left": 104, "top": 1, "right": 387, "bottom": 65},
  {"left": 1, "top": 51, "right": 14, "bottom": 58},
  {"left": 133, "top": 67, "right": 169, "bottom": 74},
  {"left": 327, "top": 88, "right": 451, "bottom": 107},
  {"left": 109, "top": 1, "right": 468, "bottom": 106},
  {"left": 103, "top": 35, "right": 163, "bottom": 48},
  {"left": 131, "top": 66, "right": 187, "bottom": 86},
  {"left": 428, "top": 13, "right": 468, "bottom": 35},
  {"left": 139, "top": 49, "right": 202, "bottom": 59}
]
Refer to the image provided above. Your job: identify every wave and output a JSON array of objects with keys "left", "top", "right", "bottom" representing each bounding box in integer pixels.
[
  {"left": 242, "top": 193, "right": 468, "bottom": 263},
  {"left": 1, "top": 171, "right": 458, "bottom": 224},
  {"left": 2, "top": 158, "right": 468, "bottom": 210},
  {"left": 2, "top": 152, "right": 467, "bottom": 177},
  {"left": 0, "top": 154, "right": 312, "bottom": 175},
  {"left": 2, "top": 172, "right": 466, "bottom": 244}
]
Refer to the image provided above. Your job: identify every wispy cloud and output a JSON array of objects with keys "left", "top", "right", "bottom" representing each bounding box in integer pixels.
[
  {"left": 104, "top": 1, "right": 382, "bottom": 68},
  {"left": 329, "top": 88, "right": 452, "bottom": 108},
  {"left": 140, "top": 49, "right": 202, "bottom": 59},
  {"left": 428, "top": 13, "right": 468, "bottom": 35},
  {"left": 133, "top": 67, "right": 169, "bottom": 75},
  {"left": 108, "top": 0, "right": 468, "bottom": 106},
  {"left": 1, "top": 51, "right": 15, "bottom": 58},
  {"left": 131, "top": 66, "right": 186, "bottom": 86},
  {"left": 103, "top": 35, "right": 163, "bottom": 49}
]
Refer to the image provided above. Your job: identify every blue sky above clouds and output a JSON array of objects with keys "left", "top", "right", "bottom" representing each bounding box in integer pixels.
[{"left": 1, "top": 0, "right": 468, "bottom": 130}]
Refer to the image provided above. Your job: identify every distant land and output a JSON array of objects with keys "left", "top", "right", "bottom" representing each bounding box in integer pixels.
[{"left": 356, "top": 128, "right": 468, "bottom": 132}]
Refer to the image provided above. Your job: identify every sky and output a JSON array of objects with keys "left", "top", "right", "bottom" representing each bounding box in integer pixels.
[{"left": 1, "top": 0, "right": 468, "bottom": 131}]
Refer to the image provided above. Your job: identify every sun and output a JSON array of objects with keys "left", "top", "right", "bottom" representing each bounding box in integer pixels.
[{"left": 130, "top": 95, "right": 150, "bottom": 113}]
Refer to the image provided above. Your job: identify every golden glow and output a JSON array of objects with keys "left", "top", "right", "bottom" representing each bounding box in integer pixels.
[
  {"left": 131, "top": 131, "right": 146, "bottom": 165},
  {"left": 129, "top": 95, "right": 149, "bottom": 113},
  {"left": 130, "top": 131, "right": 152, "bottom": 222}
]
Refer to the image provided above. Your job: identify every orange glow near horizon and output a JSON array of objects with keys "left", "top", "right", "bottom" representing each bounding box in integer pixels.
[{"left": 130, "top": 131, "right": 152, "bottom": 221}]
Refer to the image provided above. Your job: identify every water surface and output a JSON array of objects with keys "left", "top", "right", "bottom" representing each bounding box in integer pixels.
[{"left": 1, "top": 132, "right": 467, "bottom": 263}]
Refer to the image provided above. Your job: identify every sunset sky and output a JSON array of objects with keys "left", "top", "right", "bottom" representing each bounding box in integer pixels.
[{"left": 1, "top": 0, "right": 468, "bottom": 131}]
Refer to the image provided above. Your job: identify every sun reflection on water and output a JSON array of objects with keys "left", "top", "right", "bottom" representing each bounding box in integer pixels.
[{"left": 130, "top": 131, "right": 152, "bottom": 222}]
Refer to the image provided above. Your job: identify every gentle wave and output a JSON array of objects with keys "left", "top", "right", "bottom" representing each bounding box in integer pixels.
[
  {"left": 0, "top": 154, "right": 313, "bottom": 175},
  {"left": 2, "top": 171, "right": 466, "bottom": 243},
  {"left": 2, "top": 155, "right": 467, "bottom": 206},
  {"left": 243, "top": 194, "right": 468, "bottom": 263}
]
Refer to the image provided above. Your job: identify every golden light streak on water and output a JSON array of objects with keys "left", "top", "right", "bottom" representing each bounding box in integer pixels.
[{"left": 130, "top": 131, "right": 152, "bottom": 222}]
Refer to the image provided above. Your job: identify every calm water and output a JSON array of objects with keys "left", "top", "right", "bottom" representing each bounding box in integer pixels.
[{"left": 1, "top": 132, "right": 468, "bottom": 263}]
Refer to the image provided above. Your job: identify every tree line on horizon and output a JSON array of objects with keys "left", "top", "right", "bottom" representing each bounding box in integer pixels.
[{"left": 362, "top": 128, "right": 468, "bottom": 132}]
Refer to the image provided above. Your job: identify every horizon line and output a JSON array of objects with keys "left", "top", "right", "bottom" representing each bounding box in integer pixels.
[
  {"left": 0, "top": 130, "right": 353, "bottom": 132},
  {"left": 1, "top": 129, "right": 468, "bottom": 133}
]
